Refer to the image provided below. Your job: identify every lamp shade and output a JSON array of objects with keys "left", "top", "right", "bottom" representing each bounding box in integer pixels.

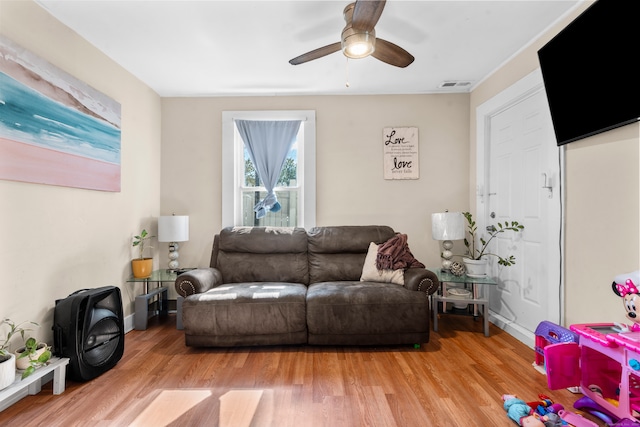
[
  {"left": 431, "top": 212, "right": 465, "bottom": 241},
  {"left": 158, "top": 215, "right": 189, "bottom": 242}
]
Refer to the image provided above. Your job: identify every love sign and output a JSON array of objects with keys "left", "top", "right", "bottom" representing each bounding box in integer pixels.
[{"left": 383, "top": 127, "right": 419, "bottom": 180}]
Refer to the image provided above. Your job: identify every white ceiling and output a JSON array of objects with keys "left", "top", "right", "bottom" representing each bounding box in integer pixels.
[{"left": 35, "top": 0, "right": 582, "bottom": 97}]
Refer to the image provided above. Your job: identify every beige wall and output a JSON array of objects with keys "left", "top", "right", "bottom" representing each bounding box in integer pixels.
[
  {"left": 0, "top": 1, "right": 162, "bottom": 343},
  {"left": 161, "top": 95, "right": 470, "bottom": 287},
  {"left": 470, "top": 2, "right": 640, "bottom": 327},
  {"left": 564, "top": 124, "right": 639, "bottom": 325},
  {"left": 3, "top": 0, "right": 638, "bottom": 345}
]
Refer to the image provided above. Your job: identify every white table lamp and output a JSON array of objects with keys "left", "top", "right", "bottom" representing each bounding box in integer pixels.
[
  {"left": 431, "top": 211, "right": 465, "bottom": 271},
  {"left": 158, "top": 215, "right": 189, "bottom": 272}
]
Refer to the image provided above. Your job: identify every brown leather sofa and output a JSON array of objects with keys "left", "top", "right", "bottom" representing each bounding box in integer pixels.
[{"left": 174, "top": 226, "right": 439, "bottom": 347}]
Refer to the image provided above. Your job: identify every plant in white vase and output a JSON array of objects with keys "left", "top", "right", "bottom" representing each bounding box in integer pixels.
[
  {"left": 15, "top": 337, "right": 52, "bottom": 379},
  {"left": 461, "top": 212, "right": 524, "bottom": 277},
  {"left": 1, "top": 319, "right": 38, "bottom": 389}
]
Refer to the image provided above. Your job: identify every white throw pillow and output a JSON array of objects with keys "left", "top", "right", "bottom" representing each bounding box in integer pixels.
[{"left": 360, "top": 242, "right": 404, "bottom": 285}]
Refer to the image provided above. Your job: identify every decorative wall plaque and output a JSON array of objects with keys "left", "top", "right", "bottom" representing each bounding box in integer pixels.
[{"left": 383, "top": 127, "right": 419, "bottom": 180}]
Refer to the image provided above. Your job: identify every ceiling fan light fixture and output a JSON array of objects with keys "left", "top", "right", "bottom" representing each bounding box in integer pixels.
[
  {"left": 341, "top": 26, "right": 376, "bottom": 59},
  {"left": 289, "top": 1, "right": 413, "bottom": 68}
]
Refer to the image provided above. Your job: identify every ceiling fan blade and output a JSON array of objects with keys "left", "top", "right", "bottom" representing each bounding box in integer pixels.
[
  {"left": 352, "top": 0, "right": 386, "bottom": 31},
  {"left": 372, "top": 38, "right": 414, "bottom": 68},
  {"left": 289, "top": 42, "right": 342, "bottom": 65}
]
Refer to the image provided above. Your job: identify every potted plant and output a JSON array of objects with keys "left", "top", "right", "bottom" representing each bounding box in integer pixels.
[
  {"left": 15, "top": 337, "right": 52, "bottom": 379},
  {"left": 132, "top": 228, "right": 154, "bottom": 278},
  {"left": 461, "top": 211, "right": 525, "bottom": 277},
  {"left": 1, "top": 319, "right": 38, "bottom": 389}
]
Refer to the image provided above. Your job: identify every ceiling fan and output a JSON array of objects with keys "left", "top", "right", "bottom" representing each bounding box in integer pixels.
[{"left": 289, "top": 0, "right": 414, "bottom": 68}]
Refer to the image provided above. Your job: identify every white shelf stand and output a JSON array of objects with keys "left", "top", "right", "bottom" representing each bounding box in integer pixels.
[{"left": 0, "top": 357, "right": 70, "bottom": 412}]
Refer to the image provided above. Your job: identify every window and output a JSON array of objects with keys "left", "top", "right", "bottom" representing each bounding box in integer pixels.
[{"left": 222, "top": 110, "right": 316, "bottom": 228}]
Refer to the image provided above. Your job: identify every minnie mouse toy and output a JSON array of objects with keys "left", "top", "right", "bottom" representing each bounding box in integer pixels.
[{"left": 612, "top": 270, "right": 640, "bottom": 330}]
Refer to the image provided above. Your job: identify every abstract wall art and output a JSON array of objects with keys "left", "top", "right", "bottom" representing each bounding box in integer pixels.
[{"left": 0, "top": 35, "right": 121, "bottom": 192}]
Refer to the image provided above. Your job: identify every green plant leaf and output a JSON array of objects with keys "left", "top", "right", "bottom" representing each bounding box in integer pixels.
[
  {"left": 21, "top": 365, "right": 35, "bottom": 379},
  {"left": 37, "top": 349, "right": 52, "bottom": 364},
  {"left": 459, "top": 211, "right": 525, "bottom": 264},
  {"left": 25, "top": 337, "right": 37, "bottom": 349}
]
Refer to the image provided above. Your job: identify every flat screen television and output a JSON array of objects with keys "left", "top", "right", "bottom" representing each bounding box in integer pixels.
[{"left": 537, "top": 0, "right": 640, "bottom": 146}]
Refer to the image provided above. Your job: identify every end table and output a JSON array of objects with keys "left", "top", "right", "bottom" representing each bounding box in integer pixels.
[
  {"left": 126, "top": 270, "right": 177, "bottom": 330},
  {"left": 431, "top": 268, "right": 497, "bottom": 337}
]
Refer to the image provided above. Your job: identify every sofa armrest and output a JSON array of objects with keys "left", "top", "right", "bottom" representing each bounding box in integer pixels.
[
  {"left": 174, "top": 268, "right": 223, "bottom": 297},
  {"left": 403, "top": 268, "right": 439, "bottom": 295}
]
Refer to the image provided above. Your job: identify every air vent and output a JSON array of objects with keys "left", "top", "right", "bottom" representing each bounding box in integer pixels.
[{"left": 438, "top": 80, "right": 473, "bottom": 89}]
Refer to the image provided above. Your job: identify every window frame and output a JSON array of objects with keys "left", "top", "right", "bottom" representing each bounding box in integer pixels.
[{"left": 221, "top": 110, "right": 316, "bottom": 228}]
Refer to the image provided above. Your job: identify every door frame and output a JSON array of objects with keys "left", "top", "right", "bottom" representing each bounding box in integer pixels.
[{"left": 476, "top": 69, "right": 566, "bottom": 346}]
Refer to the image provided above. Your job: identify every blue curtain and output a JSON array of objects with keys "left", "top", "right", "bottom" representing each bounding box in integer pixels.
[{"left": 235, "top": 120, "right": 301, "bottom": 219}]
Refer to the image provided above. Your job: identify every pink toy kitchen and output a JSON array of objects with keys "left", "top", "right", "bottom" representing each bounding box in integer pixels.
[{"left": 544, "top": 271, "right": 640, "bottom": 426}]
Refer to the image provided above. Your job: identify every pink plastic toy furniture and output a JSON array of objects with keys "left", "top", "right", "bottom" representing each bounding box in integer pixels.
[
  {"left": 534, "top": 321, "right": 579, "bottom": 368},
  {"left": 545, "top": 323, "right": 640, "bottom": 424}
]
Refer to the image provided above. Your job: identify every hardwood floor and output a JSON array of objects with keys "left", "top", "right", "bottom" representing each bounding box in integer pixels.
[{"left": 0, "top": 314, "right": 600, "bottom": 426}]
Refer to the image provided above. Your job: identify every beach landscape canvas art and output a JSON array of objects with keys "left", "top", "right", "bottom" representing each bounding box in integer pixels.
[{"left": 0, "top": 36, "right": 121, "bottom": 192}]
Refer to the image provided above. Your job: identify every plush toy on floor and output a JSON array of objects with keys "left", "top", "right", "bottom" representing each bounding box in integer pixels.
[
  {"left": 502, "top": 395, "right": 562, "bottom": 427},
  {"left": 503, "top": 395, "right": 544, "bottom": 427}
]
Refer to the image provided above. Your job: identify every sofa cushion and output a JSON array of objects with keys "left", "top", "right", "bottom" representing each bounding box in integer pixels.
[
  {"left": 215, "top": 227, "right": 309, "bottom": 284},
  {"left": 306, "top": 281, "right": 430, "bottom": 339},
  {"left": 182, "top": 282, "right": 308, "bottom": 341},
  {"left": 360, "top": 242, "right": 404, "bottom": 285},
  {"left": 307, "top": 226, "right": 396, "bottom": 283}
]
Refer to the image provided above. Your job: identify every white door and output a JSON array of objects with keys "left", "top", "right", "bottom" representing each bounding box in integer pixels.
[{"left": 476, "top": 70, "right": 563, "bottom": 347}]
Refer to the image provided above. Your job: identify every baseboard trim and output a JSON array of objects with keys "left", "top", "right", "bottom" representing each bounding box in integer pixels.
[
  {"left": 124, "top": 314, "right": 134, "bottom": 334},
  {"left": 489, "top": 311, "right": 535, "bottom": 349}
]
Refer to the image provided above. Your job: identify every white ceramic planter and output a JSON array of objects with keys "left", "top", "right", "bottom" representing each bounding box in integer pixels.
[
  {"left": 463, "top": 258, "right": 487, "bottom": 278},
  {"left": 447, "top": 288, "right": 472, "bottom": 309},
  {"left": 15, "top": 344, "right": 48, "bottom": 370},
  {"left": 0, "top": 353, "right": 16, "bottom": 390}
]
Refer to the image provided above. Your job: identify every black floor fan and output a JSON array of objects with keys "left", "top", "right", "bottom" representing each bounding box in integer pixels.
[{"left": 53, "top": 286, "right": 125, "bottom": 381}]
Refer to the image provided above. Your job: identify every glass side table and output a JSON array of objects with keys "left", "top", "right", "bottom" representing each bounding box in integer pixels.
[
  {"left": 431, "top": 268, "right": 497, "bottom": 337},
  {"left": 126, "top": 269, "right": 177, "bottom": 330}
]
